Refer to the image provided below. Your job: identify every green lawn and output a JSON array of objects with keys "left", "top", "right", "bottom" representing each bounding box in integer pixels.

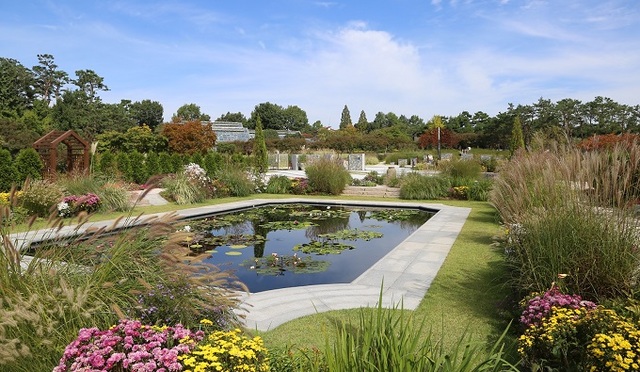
[{"left": 253, "top": 199, "right": 519, "bottom": 363}]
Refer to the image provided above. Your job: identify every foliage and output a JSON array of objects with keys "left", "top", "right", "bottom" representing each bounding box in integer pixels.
[
  {"left": 128, "top": 150, "right": 147, "bottom": 184},
  {"left": 399, "top": 173, "right": 451, "bottom": 200},
  {"left": 439, "top": 158, "right": 483, "bottom": 180},
  {"left": 509, "top": 116, "right": 525, "bottom": 157},
  {"left": 162, "top": 170, "right": 208, "bottom": 205},
  {"left": 96, "top": 151, "right": 116, "bottom": 175},
  {"left": 418, "top": 127, "right": 459, "bottom": 149},
  {"left": 466, "top": 179, "right": 493, "bottom": 201},
  {"left": 13, "top": 148, "right": 43, "bottom": 185},
  {"left": 161, "top": 120, "right": 217, "bottom": 155},
  {"left": 145, "top": 151, "right": 161, "bottom": 178},
  {"left": 131, "top": 280, "right": 235, "bottom": 329},
  {"left": 0, "top": 206, "right": 246, "bottom": 371},
  {"left": 576, "top": 133, "right": 640, "bottom": 151},
  {"left": 0, "top": 148, "right": 18, "bottom": 192},
  {"left": 20, "top": 179, "right": 64, "bottom": 217},
  {"left": 266, "top": 175, "right": 292, "bottom": 194},
  {"left": 180, "top": 327, "right": 269, "bottom": 372},
  {"left": 172, "top": 103, "right": 210, "bottom": 122},
  {"left": 217, "top": 167, "right": 255, "bottom": 197},
  {"left": 290, "top": 177, "right": 309, "bottom": 195},
  {"left": 449, "top": 185, "right": 469, "bottom": 200},
  {"left": 115, "top": 152, "right": 131, "bottom": 180},
  {"left": 253, "top": 115, "right": 268, "bottom": 174},
  {"left": 129, "top": 99, "right": 164, "bottom": 130},
  {"left": 53, "top": 319, "right": 203, "bottom": 372},
  {"left": 319, "top": 292, "right": 517, "bottom": 372},
  {"left": 491, "top": 144, "right": 640, "bottom": 301},
  {"left": 305, "top": 157, "right": 351, "bottom": 195},
  {"left": 243, "top": 254, "right": 331, "bottom": 276}
]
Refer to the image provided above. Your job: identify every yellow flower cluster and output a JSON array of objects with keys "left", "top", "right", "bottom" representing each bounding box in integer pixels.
[
  {"left": 519, "top": 304, "right": 640, "bottom": 371},
  {"left": 518, "top": 307, "right": 587, "bottom": 356},
  {"left": 180, "top": 326, "right": 269, "bottom": 372},
  {"left": 0, "top": 191, "right": 22, "bottom": 205},
  {"left": 586, "top": 310, "right": 640, "bottom": 371}
]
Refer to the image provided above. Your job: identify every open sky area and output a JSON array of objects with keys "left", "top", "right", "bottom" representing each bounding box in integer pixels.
[{"left": 2, "top": 0, "right": 639, "bottom": 127}]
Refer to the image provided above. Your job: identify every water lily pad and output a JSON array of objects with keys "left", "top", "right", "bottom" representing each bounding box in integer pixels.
[
  {"left": 229, "top": 244, "right": 247, "bottom": 249},
  {"left": 225, "top": 251, "right": 242, "bottom": 256}
]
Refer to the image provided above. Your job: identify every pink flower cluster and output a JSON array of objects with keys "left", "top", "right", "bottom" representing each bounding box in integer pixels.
[
  {"left": 60, "top": 193, "right": 102, "bottom": 216},
  {"left": 54, "top": 319, "right": 204, "bottom": 372},
  {"left": 520, "top": 285, "right": 597, "bottom": 328}
]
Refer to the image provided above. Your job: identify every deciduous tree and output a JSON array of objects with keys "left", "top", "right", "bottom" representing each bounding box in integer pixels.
[{"left": 161, "top": 120, "right": 216, "bottom": 155}]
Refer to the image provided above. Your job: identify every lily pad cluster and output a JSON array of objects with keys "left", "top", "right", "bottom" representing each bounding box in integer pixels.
[
  {"left": 317, "top": 229, "right": 383, "bottom": 241},
  {"left": 241, "top": 253, "right": 330, "bottom": 275},
  {"left": 368, "top": 209, "right": 423, "bottom": 221},
  {"left": 259, "top": 220, "right": 316, "bottom": 230},
  {"left": 293, "top": 241, "right": 355, "bottom": 255}
]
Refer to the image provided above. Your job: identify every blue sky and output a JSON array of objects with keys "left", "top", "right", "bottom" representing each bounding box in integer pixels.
[{"left": 2, "top": 0, "right": 639, "bottom": 127}]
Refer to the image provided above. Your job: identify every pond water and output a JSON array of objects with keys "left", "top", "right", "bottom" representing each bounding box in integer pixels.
[{"left": 183, "top": 203, "right": 434, "bottom": 292}]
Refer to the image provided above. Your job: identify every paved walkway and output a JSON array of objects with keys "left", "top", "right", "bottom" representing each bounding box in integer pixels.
[{"left": 11, "top": 195, "right": 470, "bottom": 332}]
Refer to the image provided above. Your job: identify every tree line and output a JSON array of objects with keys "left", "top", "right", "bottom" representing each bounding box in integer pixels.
[{"left": 2, "top": 54, "right": 639, "bottom": 156}]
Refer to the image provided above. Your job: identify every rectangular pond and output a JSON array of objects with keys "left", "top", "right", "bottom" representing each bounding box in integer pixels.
[{"left": 182, "top": 203, "right": 434, "bottom": 292}]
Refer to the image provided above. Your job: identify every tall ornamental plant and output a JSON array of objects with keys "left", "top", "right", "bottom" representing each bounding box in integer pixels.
[{"left": 490, "top": 142, "right": 640, "bottom": 301}]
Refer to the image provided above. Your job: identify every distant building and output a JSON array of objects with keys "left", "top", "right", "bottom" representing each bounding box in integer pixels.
[{"left": 210, "top": 121, "right": 251, "bottom": 143}]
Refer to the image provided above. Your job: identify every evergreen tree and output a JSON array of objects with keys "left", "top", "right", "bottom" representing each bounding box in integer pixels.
[
  {"left": 97, "top": 151, "right": 116, "bottom": 175},
  {"left": 129, "top": 151, "right": 147, "bottom": 184},
  {"left": 340, "top": 105, "right": 352, "bottom": 130},
  {"left": 158, "top": 152, "right": 173, "bottom": 174},
  {"left": 145, "top": 151, "right": 160, "bottom": 179},
  {"left": 253, "top": 115, "right": 268, "bottom": 174},
  {"left": 203, "top": 151, "right": 222, "bottom": 177},
  {"left": 14, "top": 148, "right": 43, "bottom": 184},
  {"left": 356, "top": 110, "right": 369, "bottom": 132},
  {"left": 115, "top": 152, "right": 131, "bottom": 181},
  {"left": 0, "top": 149, "right": 17, "bottom": 192},
  {"left": 510, "top": 116, "right": 526, "bottom": 157}
]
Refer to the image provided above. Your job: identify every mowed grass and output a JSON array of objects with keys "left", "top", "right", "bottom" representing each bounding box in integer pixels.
[{"left": 256, "top": 199, "right": 518, "bottom": 362}]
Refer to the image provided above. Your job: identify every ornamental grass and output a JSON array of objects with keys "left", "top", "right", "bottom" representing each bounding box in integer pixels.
[
  {"left": 0, "top": 192, "right": 246, "bottom": 372},
  {"left": 490, "top": 141, "right": 640, "bottom": 301}
]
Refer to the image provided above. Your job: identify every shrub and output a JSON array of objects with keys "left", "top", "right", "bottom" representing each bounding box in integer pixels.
[
  {"left": 305, "top": 157, "right": 351, "bottom": 195},
  {"left": 129, "top": 150, "right": 147, "bottom": 184},
  {"left": 266, "top": 175, "right": 291, "bottom": 194},
  {"left": 449, "top": 185, "right": 468, "bottom": 200},
  {"left": 399, "top": 173, "right": 450, "bottom": 200},
  {"left": 467, "top": 179, "right": 493, "bottom": 201},
  {"left": 21, "top": 179, "right": 64, "bottom": 217},
  {"left": 54, "top": 319, "right": 203, "bottom": 372},
  {"left": 96, "top": 151, "right": 117, "bottom": 175},
  {"left": 115, "top": 152, "right": 132, "bottom": 180},
  {"left": 158, "top": 152, "right": 173, "bottom": 174},
  {"left": 0, "top": 149, "right": 17, "bottom": 192},
  {"left": 218, "top": 168, "right": 255, "bottom": 197},
  {"left": 162, "top": 172, "right": 207, "bottom": 204},
  {"left": 145, "top": 151, "right": 161, "bottom": 178},
  {"left": 439, "top": 158, "right": 482, "bottom": 180},
  {"left": 13, "top": 148, "right": 43, "bottom": 185},
  {"left": 363, "top": 170, "right": 384, "bottom": 185},
  {"left": 203, "top": 151, "right": 223, "bottom": 177}
]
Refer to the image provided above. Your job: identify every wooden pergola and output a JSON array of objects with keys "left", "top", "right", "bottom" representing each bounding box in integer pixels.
[{"left": 33, "top": 130, "right": 90, "bottom": 178}]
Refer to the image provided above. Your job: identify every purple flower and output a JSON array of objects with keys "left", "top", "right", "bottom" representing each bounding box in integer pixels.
[{"left": 520, "top": 285, "right": 597, "bottom": 328}]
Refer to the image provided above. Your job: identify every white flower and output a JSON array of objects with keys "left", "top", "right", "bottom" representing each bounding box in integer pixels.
[{"left": 183, "top": 225, "right": 191, "bottom": 232}]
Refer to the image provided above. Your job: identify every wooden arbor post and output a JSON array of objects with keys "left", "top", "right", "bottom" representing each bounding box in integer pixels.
[{"left": 33, "top": 130, "right": 90, "bottom": 179}]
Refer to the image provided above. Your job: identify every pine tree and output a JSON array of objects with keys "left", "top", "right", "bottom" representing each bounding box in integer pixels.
[
  {"left": 356, "top": 110, "right": 369, "bottom": 132},
  {"left": 253, "top": 115, "right": 268, "bottom": 174},
  {"left": 340, "top": 105, "right": 352, "bottom": 130}
]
